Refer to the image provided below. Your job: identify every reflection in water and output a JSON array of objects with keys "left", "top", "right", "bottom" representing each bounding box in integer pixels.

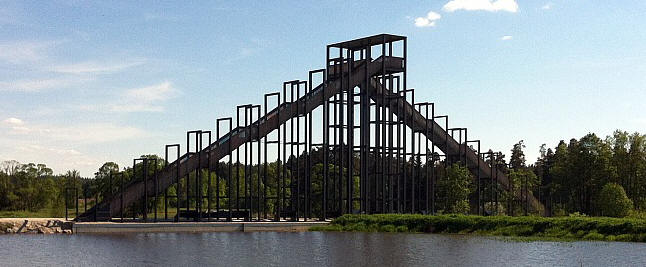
[{"left": 1, "top": 232, "right": 645, "bottom": 266}]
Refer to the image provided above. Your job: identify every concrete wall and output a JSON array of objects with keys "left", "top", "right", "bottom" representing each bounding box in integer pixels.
[{"left": 73, "top": 221, "right": 329, "bottom": 234}]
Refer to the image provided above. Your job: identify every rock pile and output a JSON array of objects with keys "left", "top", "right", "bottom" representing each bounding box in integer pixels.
[{"left": 0, "top": 219, "right": 73, "bottom": 234}]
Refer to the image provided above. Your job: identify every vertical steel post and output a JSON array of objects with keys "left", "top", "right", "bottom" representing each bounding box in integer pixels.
[
  {"left": 243, "top": 105, "right": 251, "bottom": 221},
  {"left": 228, "top": 120, "right": 233, "bottom": 221},
  {"left": 84, "top": 181, "right": 87, "bottom": 214},
  {"left": 308, "top": 70, "right": 323, "bottom": 220},
  {"left": 152, "top": 158, "right": 158, "bottom": 222},
  {"left": 108, "top": 172, "right": 113, "bottom": 200},
  {"left": 185, "top": 134, "right": 190, "bottom": 219},
  {"left": 467, "top": 140, "right": 481, "bottom": 215},
  {"left": 323, "top": 47, "right": 330, "bottom": 220},
  {"left": 187, "top": 130, "right": 202, "bottom": 221},
  {"left": 495, "top": 152, "right": 500, "bottom": 215},
  {"left": 65, "top": 187, "right": 68, "bottom": 221},
  {"left": 251, "top": 105, "right": 261, "bottom": 221},
  {"left": 293, "top": 81, "right": 300, "bottom": 221},
  {"left": 216, "top": 118, "right": 233, "bottom": 221},
  {"left": 282, "top": 81, "right": 290, "bottom": 220},
  {"left": 338, "top": 47, "right": 345, "bottom": 214},
  {"left": 395, "top": 76, "right": 406, "bottom": 213},
  {"left": 118, "top": 173, "right": 123, "bottom": 222},
  {"left": 144, "top": 159, "right": 148, "bottom": 222},
  {"left": 215, "top": 120, "right": 222, "bottom": 220},
  {"left": 132, "top": 158, "right": 145, "bottom": 222},
  {"left": 276, "top": 93, "right": 281, "bottom": 221},
  {"left": 165, "top": 144, "right": 180, "bottom": 222},
  {"left": 433, "top": 115, "right": 448, "bottom": 214},
  {"left": 263, "top": 93, "right": 279, "bottom": 221},
  {"left": 346, "top": 48, "right": 354, "bottom": 214},
  {"left": 236, "top": 105, "right": 250, "bottom": 219},
  {"left": 378, "top": 43, "right": 386, "bottom": 213},
  {"left": 202, "top": 131, "right": 211, "bottom": 221}
]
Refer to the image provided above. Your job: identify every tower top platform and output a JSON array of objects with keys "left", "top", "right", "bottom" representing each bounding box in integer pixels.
[{"left": 328, "top": 34, "right": 406, "bottom": 50}]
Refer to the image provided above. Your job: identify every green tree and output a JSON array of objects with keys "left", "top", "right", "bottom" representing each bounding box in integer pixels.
[
  {"left": 437, "top": 163, "right": 474, "bottom": 214},
  {"left": 94, "top": 162, "right": 120, "bottom": 199},
  {"left": 508, "top": 168, "right": 538, "bottom": 215},
  {"left": 510, "top": 140, "right": 526, "bottom": 170},
  {"left": 597, "top": 183, "right": 632, "bottom": 217}
]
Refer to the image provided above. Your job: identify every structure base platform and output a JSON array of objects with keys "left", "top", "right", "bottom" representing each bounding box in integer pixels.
[{"left": 73, "top": 221, "right": 330, "bottom": 233}]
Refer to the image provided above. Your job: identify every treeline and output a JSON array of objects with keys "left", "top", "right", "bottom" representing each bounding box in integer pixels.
[
  {"left": 529, "top": 130, "right": 646, "bottom": 217},
  {"left": 0, "top": 152, "right": 475, "bottom": 219},
  {"left": 0, "top": 161, "right": 82, "bottom": 215},
  {"left": 1, "top": 129, "right": 644, "bottom": 219},
  {"left": 87, "top": 154, "right": 475, "bottom": 219}
]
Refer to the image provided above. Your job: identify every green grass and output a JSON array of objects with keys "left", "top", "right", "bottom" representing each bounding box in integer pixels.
[
  {"left": 0, "top": 206, "right": 182, "bottom": 220},
  {"left": 310, "top": 214, "right": 646, "bottom": 242},
  {"left": 0, "top": 208, "right": 66, "bottom": 218}
]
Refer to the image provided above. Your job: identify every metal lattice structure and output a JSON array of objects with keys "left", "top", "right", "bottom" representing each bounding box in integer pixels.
[{"left": 77, "top": 34, "right": 544, "bottom": 222}]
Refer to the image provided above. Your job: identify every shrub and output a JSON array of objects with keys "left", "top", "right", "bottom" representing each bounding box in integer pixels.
[
  {"left": 313, "top": 214, "right": 646, "bottom": 242},
  {"left": 583, "top": 231, "right": 605, "bottom": 241},
  {"left": 597, "top": 183, "right": 633, "bottom": 218},
  {"left": 438, "top": 164, "right": 474, "bottom": 214},
  {"left": 452, "top": 200, "right": 470, "bottom": 214}
]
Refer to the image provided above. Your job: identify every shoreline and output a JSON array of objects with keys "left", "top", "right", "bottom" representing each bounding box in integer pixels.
[
  {"left": 0, "top": 218, "right": 329, "bottom": 234},
  {"left": 0, "top": 218, "right": 73, "bottom": 234},
  {"left": 73, "top": 221, "right": 329, "bottom": 233},
  {"left": 310, "top": 214, "right": 646, "bottom": 242}
]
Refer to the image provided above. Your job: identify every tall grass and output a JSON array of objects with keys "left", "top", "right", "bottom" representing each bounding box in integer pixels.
[
  {"left": 0, "top": 207, "right": 65, "bottom": 218},
  {"left": 311, "top": 214, "right": 646, "bottom": 242}
]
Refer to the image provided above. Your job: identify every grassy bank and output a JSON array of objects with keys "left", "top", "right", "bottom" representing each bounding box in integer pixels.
[
  {"left": 0, "top": 208, "right": 66, "bottom": 218},
  {"left": 311, "top": 214, "right": 646, "bottom": 242}
]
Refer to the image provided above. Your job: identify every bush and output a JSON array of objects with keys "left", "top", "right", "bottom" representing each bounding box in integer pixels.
[
  {"left": 597, "top": 183, "right": 633, "bottom": 218},
  {"left": 438, "top": 164, "right": 474, "bottom": 213},
  {"left": 583, "top": 231, "right": 605, "bottom": 241},
  {"left": 313, "top": 214, "right": 646, "bottom": 242},
  {"left": 452, "top": 200, "right": 470, "bottom": 214}
]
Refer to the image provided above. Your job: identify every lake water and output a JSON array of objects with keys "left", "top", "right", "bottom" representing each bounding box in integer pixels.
[{"left": 1, "top": 232, "right": 645, "bottom": 266}]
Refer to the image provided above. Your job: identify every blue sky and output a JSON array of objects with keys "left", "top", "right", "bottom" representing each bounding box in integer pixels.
[{"left": 1, "top": 0, "right": 645, "bottom": 176}]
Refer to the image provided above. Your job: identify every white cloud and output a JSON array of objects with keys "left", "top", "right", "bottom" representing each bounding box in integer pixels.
[
  {"left": 0, "top": 76, "right": 92, "bottom": 92},
  {"left": 0, "top": 40, "right": 59, "bottom": 64},
  {"left": 0, "top": 39, "right": 146, "bottom": 94},
  {"left": 3, "top": 117, "right": 24, "bottom": 125},
  {"left": 541, "top": 3, "right": 552, "bottom": 10},
  {"left": 17, "top": 144, "right": 81, "bottom": 156},
  {"left": 415, "top": 11, "right": 442, "bottom": 27},
  {"left": 501, "top": 35, "right": 513, "bottom": 40},
  {"left": 110, "top": 81, "right": 179, "bottom": 112},
  {"left": 0, "top": 119, "right": 149, "bottom": 176},
  {"left": 5, "top": 144, "right": 95, "bottom": 175},
  {"left": 1, "top": 120, "right": 148, "bottom": 143},
  {"left": 124, "top": 81, "right": 176, "bottom": 102},
  {"left": 51, "top": 59, "right": 145, "bottom": 74},
  {"left": 49, "top": 123, "right": 148, "bottom": 143},
  {"left": 443, "top": 0, "right": 519, "bottom": 13},
  {"left": 110, "top": 103, "right": 165, "bottom": 113}
]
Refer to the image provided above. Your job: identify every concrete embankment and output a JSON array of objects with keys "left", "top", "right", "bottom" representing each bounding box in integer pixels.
[
  {"left": 0, "top": 218, "right": 73, "bottom": 234},
  {"left": 73, "top": 221, "right": 329, "bottom": 233},
  {"left": 1, "top": 219, "right": 328, "bottom": 234}
]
